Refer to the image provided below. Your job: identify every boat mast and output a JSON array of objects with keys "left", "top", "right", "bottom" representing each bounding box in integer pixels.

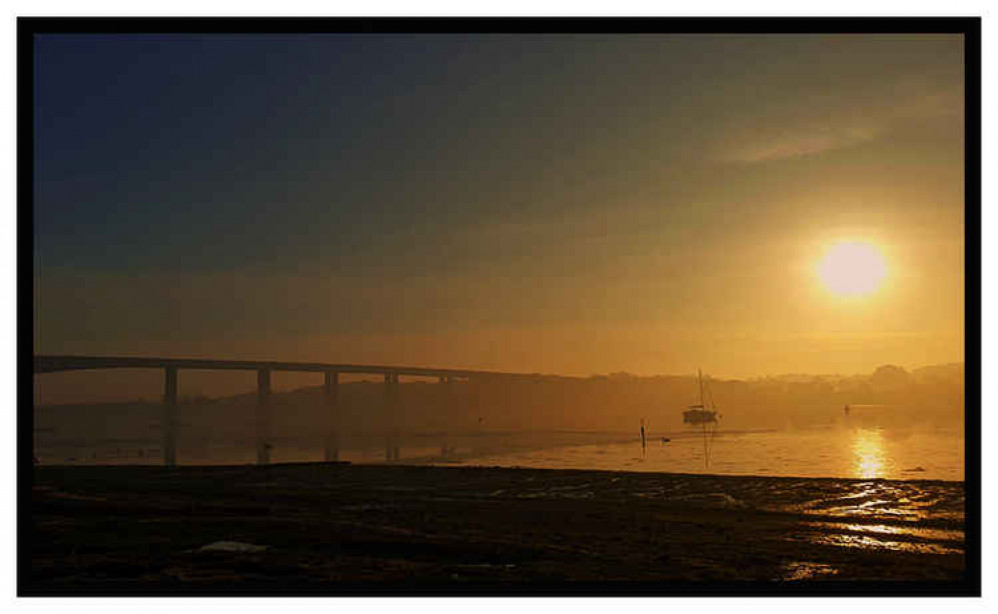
[{"left": 698, "top": 368, "right": 704, "bottom": 407}]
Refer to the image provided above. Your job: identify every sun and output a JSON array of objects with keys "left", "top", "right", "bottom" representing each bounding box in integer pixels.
[{"left": 817, "top": 241, "right": 888, "bottom": 297}]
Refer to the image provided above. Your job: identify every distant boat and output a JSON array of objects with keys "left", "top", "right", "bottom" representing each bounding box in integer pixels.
[
  {"left": 683, "top": 369, "right": 719, "bottom": 426},
  {"left": 682, "top": 369, "right": 720, "bottom": 467}
]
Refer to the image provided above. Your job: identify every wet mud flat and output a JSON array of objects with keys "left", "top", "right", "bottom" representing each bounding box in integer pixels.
[{"left": 26, "top": 464, "right": 967, "bottom": 594}]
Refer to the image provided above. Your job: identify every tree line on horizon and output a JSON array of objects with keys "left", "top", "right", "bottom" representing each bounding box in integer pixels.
[{"left": 35, "top": 363, "right": 964, "bottom": 456}]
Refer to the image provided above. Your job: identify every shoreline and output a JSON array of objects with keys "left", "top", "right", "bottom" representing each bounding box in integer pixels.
[{"left": 32, "top": 459, "right": 967, "bottom": 485}]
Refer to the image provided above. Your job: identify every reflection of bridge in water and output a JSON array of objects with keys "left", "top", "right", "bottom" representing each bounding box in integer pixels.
[{"left": 33, "top": 355, "right": 569, "bottom": 467}]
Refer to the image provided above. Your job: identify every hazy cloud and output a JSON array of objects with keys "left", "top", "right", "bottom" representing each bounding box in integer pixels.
[{"left": 717, "top": 79, "right": 962, "bottom": 164}]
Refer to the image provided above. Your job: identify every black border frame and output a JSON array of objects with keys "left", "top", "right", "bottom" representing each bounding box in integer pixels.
[{"left": 17, "top": 16, "right": 982, "bottom": 597}]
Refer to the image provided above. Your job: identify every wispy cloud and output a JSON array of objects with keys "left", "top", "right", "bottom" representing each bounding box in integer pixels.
[
  {"left": 726, "top": 125, "right": 879, "bottom": 164},
  {"left": 717, "top": 79, "right": 962, "bottom": 165}
]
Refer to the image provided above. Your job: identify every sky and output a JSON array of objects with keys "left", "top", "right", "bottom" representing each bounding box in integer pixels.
[{"left": 33, "top": 33, "right": 965, "bottom": 389}]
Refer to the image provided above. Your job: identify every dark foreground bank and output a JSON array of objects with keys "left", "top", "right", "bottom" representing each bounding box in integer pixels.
[{"left": 24, "top": 463, "right": 968, "bottom": 595}]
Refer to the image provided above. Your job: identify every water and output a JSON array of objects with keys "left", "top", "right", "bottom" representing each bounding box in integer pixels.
[
  {"left": 36, "top": 425, "right": 963, "bottom": 482},
  {"left": 437, "top": 425, "right": 965, "bottom": 482}
]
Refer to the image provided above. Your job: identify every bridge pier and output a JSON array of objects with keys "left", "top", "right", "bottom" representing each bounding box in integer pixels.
[
  {"left": 162, "top": 367, "right": 178, "bottom": 467},
  {"left": 384, "top": 373, "right": 400, "bottom": 461},
  {"left": 257, "top": 368, "right": 271, "bottom": 465},
  {"left": 323, "top": 371, "right": 339, "bottom": 462}
]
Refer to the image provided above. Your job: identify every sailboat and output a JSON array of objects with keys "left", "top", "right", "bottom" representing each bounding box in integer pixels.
[
  {"left": 683, "top": 369, "right": 718, "bottom": 425},
  {"left": 683, "top": 369, "right": 719, "bottom": 466}
]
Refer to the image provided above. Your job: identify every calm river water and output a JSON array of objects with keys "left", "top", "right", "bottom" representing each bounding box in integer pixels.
[
  {"left": 439, "top": 425, "right": 965, "bottom": 482},
  {"left": 38, "top": 424, "right": 964, "bottom": 483}
]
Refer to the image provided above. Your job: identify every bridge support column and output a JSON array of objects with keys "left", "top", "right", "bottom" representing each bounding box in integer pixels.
[
  {"left": 162, "top": 367, "right": 178, "bottom": 467},
  {"left": 323, "top": 371, "right": 339, "bottom": 462},
  {"left": 392, "top": 373, "right": 400, "bottom": 460},
  {"left": 257, "top": 368, "right": 271, "bottom": 465},
  {"left": 384, "top": 373, "right": 400, "bottom": 461}
]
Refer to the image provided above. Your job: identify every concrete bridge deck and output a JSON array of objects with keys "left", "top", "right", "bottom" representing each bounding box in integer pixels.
[{"left": 33, "top": 355, "right": 563, "bottom": 380}]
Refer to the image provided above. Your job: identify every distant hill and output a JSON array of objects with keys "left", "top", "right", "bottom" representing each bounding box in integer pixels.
[{"left": 911, "top": 362, "right": 964, "bottom": 385}]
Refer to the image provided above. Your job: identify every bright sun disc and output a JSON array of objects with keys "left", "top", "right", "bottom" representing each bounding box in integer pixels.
[{"left": 817, "top": 241, "right": 887, "bottom": 297}]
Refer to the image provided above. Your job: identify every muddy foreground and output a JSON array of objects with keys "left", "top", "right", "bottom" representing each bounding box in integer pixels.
[{"left": 25, "top": 463, "right": 969, "bottom": 595}]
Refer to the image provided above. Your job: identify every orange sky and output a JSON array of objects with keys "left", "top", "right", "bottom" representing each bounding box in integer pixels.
[{"left": 34, "top": 34, "right": 965, "bottom": 401}]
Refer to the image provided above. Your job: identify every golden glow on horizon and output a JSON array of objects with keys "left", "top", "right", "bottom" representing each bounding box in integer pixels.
[{"left": 817, "top": 241, "right": 888, "bottom": 298}]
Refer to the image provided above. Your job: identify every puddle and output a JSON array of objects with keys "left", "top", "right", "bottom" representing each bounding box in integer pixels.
[
  {"left": 198, "top": 541, "right": 269, "bottom": 553},
  {"left": 796, "top": 532, "right": 962, "bottom": 555},
  {"left": 802, "top": 521, "right": 964, "bottom": 542},
  {"left": 781, "top": 561, "right": 839, "bottom": 581}
]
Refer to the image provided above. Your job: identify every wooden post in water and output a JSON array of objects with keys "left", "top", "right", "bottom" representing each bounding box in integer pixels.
[
  {"left": 438, "top": 375, "right": 449, "bottom": 456},
  {"left": 257, "top": 368, "right": 272, "bottom": 465},
  {"left": 323, "top": 371, "right": 340, "bottom": 462},
  {"left": 162, "top": 367, "right": 178, "bottom": 467}
]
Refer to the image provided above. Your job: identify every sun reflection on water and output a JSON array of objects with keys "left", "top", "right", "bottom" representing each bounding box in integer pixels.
[{"left": 852, "top": 428, "right": 887, "bottom": 479}]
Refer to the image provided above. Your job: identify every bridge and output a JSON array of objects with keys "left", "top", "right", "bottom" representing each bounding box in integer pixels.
[{"left": 33, "top": 355, "right": 567, "bottom": 467}]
